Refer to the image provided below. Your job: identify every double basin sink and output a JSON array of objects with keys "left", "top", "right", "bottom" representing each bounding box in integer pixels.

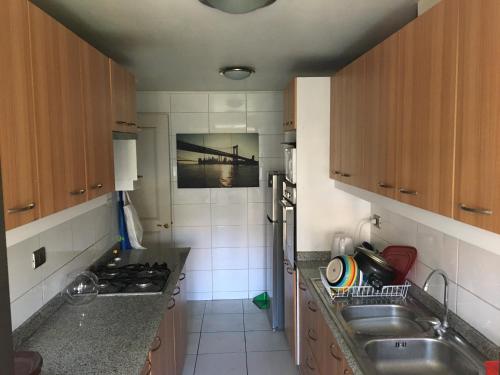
[{"left": 336, "top": 302, "right": 486, "bottom": 375}]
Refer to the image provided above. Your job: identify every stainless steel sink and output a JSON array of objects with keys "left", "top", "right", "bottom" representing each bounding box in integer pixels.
[
  {"left": 341, "top": 305, "right": 428, "bottom": 336},
  {"left": 364, "top": 338, "right": 484, "bottom": 375}
]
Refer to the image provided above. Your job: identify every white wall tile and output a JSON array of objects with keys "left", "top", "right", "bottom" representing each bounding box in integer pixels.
[
  {"left": 248, "top": 225, "right": 266, "bottom": 247},
  {"left": 171, "top": 93, "right": 208, "bottom": 113},
  {"left": 249, "top": 247, "right": 266, "bottom": 269},
  {"left": 458, "top": 241, "right": 500, "bottom": 310},
  {"left": 457, "top": 287, "right": 500, "bottom": 345},
  {"left": 259, "top": 135, "right": 284, "bottom": 158},
  {"left": 10, "top": 284, "right": 44, "bottom": 330},
  {"left": 186, "top": 271, "right": 213, "bottom": 293},
  {"left": 246, "top": 92, "right": 283, "bottom": 112},
  {"left": 248, "top": 203, "right": 266, "bottom": 225},
  {"left": 39, "top": 221, "right": 74, "bottom": 279},
  {"left": 173, "top": 187, "right": 211, "bottom": 204},
  {"left": 94, "top": 204, "right": 112, "bottom": 241},
  {"left": 211, "top": 204, "right": 247, "bottom": 226},
  {"left": 212, "top": 291, "right": 248, "bottom": 300},
  {"left": 209, "top": 93, "right": 246, "bottom": 112},
  {"left": 186, "top": 248, "right": 212, "bottom": 271},
  {"left": 137, "top": 92, "right": 171, "bottom": 113},
  {"left": 173, "top": 204, "right": 211, "bottom": 227},
  {"left": 212, "top": 226, "right": 247, "bottom": 248},
  {"left": 7, "top": 236, "right": 43, "bottom": 302},
  {"left": 173, "top": 226, "right": 211, "bottom": 249},
  {"left": 170, "top": 113, "right": 209, "bottom": 134},
  {"left": 72, "top": 210, "right": 96, "bottom": 253},
  {"left": 213, "top": 270, "right": 249, "bottom": 292},
  {"left": 265, "top": 224, "right": 273, "bottom": 247},
  {"left": 249, "top": 290, "right": 266, "bottom": 299},
  {"left": 259, "top": 158, "right": 284, "bottom": 180},
  {"left": 212, "top": 248, "right": 248, "bottom": 270},
  {"left": 187, "top": 292, "right": 212, "bottom": 301},
  {"left": 248, "top": 182, "right": 270, "bottom": 203},
  {"left": 249, "top": 269, "right": 266, "bottom": 291},
  {"left": 210, "top": 188, "right": 247, "bottom": 204},
  {"left": 247, "top": 112, "right": 283, "bottom": 134},
  {"left": 209, "top": 113, "right": 246, "bottom": 133}
]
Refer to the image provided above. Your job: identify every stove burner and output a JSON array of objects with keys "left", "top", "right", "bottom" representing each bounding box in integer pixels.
[
  {"left": 136, "top": 279, "right": 154, "bottom": 289},
  {"left": 101, "top": 270, "right": 119, "bottom": 278},
  {"left": 98, "top": 280, "right": 110, "bottom": 288}
]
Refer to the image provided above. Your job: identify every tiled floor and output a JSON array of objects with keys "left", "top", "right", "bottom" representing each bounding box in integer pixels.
[{"left": 183, "top": 299, "right": 299, "bottom": 375}]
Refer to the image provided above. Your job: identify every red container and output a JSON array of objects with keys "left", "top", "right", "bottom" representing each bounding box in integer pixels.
[{"left": 485, "top": 361, "right": 500, "bottom": 375}]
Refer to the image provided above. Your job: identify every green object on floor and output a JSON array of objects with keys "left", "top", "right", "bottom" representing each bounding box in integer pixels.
[{"left": 252, "top": 292, "right": 270, "bottom": 310}]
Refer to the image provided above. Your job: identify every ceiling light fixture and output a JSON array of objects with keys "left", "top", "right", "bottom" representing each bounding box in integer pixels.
[
  {"left": 219, "top": 66, "right": 255, "bottom": 80},
  {"left": 199, "top": 0, "right": 276, "bottom": 14}
]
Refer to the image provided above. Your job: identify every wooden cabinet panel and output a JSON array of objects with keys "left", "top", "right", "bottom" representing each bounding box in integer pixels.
[
  {"left": 363, "top": 34, "right": 399, "bottom": 198},
  {"left": 283, "top": 78, "right": 297, "bottom": 131},
  {"left": 396, "top": 0, "right": 459, "bottom": 216},
  {"left": 284, "top": 258, "right": 296, "bottom": 363},
  {"left": 29, "top": 3, "right": 88, "bottom": 217},
  {"left": 454, "top": 0, "right": 500, "bottom": 233},
  {"left": 110, "top": 59, "right": 137, "bottom": 133},
  {"left": 330, "top": 75, "right": 342, "bottom": 180},
  {"left": 80, "top": 41, "right": 115, "bottom": 199},
  {"left": 150, "top": 300, "right": 176, "bottom": 375},
  {"left": 174, "top": 271, "right": 187, "bottom": 375},
  {"left": 126, "top": 71, "right": 137, "bottom": 127},
  {"left": 0, "top": 0, "right": 39, "bottom": 229},
  {"left": 299, "top": 339, "right": 321, "bottom": 375}
]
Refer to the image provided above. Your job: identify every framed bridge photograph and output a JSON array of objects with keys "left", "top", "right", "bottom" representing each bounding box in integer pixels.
[{"left": 176, "top": 133, "right": 259, "bottom": 188}]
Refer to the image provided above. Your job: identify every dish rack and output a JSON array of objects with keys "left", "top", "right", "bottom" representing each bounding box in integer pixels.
[{"left": 319, "top": 267, "right": 411, "bottom": 302}]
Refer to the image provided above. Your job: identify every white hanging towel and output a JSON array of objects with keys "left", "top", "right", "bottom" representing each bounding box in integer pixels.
[{"left": 123, "top": 192, "right": 146, "bottom": 249}]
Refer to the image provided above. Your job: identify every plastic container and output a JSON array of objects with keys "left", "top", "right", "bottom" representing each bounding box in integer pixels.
[
  {"left": 485, "top": 361, "right": 500, "bottom": 375},
  {"left": 252, "top": 292, "right": 270, "bottom": 310}
]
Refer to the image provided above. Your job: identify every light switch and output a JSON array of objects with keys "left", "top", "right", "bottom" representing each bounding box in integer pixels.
[{"left": 32, "top": 247, "right": 46, "bottom": 269}]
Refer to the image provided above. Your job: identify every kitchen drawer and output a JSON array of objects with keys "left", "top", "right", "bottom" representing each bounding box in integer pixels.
[
  {"left": 319, "top": 318, "right": 343, "bottom": 375},
  {"left": 300, "top": 340, "right": 321, "bottom": 375}
]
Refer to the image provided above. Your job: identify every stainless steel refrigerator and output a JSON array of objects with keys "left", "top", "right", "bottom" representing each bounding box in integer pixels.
[{"left": 265, "top": 171, "right": 285, "bottom": 330}]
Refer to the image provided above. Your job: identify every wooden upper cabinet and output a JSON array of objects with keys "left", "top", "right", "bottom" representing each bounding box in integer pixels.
[
  {"left": 110, "top": 59, "right": 137, "bottom": 133},
  {"left": 339, "top": 56, "right": 366, "bottom": 188},
  {"left": 80, "top": 41, "right": 115, "bottom": 199},
  {"left": 454, "top": 0, "right": 500, "bottom": 233},
  {"left": 283, "top": 78, "right": 296, "bottom": 131},
  {"left": 330, "top": 75, "right": 342, "bottom": 180},
  {"left": 0, "top": 0, "right": 40, "bottom": 229},
  {"left": 396, "top": 0, "right": 458, "bottom": 217},
  {"left": 29, "top": 3, "right": 88, "bottom": 216},
  {"left": 363, "top": 33, "right": 399, "bottom": 198}
]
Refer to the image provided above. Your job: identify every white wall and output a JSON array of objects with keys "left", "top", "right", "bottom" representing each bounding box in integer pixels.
[
  {"left": 296, "top": 78, "right": 371, "bottom": 252},
  {"left": 137, "top": 91, "right": 283, "bottom": 301},
  {"left": 7, "top": 194, "right": 119, "bottom": 330},
  {"left": 336, "top": 182, "right": 500, "bottom": 345}
]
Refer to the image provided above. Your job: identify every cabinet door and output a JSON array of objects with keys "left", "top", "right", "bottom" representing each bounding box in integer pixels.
[
  {"left": 174, "top": 271, "right": 187, "bottom": 375},
  {"left": 283, "top": 258, "right": 296, "bottom": 363},
  {"left": 453, "top": 0, "right": 500, "bottom": 233},
  {"left": 330, "top": 75, "right": 343, "bottom": 180},
  {"left": 283, "top": 84, "right": 289, "bottom": 130},
  {"left": 126, "top": 71, "right": 137, "bottom": 128},
  {"left": 339, "top": 57, "right": 366, "bottom": 188},
  {"left": 150, "top": 299, "right": 176, "bottom": 375},
  {"left": 288, "top": 78, "right": 297, "bottom": 130},
  {"left": 110, "top": 60, "right": 137, "bottom": 133},
  {"left": 29, "top": 3, "right": 88, "bottom": 217},
  {"left": 396, "top": 0, "right": 458, "bottom": 216},
  {"left": 363, "top": 34, "right": 399, "bottom": 198},
  {"left": 0, "top": 0, "right": 39, "bottom": 229},
  {"left": 80, "top": 41, "right": 115, "bottom": 199}
]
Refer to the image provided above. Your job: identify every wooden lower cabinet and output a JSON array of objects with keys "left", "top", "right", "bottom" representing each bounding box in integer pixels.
[
  {"left": 284, "top": 257, "right": 297, "bottom": 363},
  {"left": 298, "top": 273, "right": 353, "bottom": 375},
  {"left": 174, "top": 271, "right": 187, "bottom": 375}
]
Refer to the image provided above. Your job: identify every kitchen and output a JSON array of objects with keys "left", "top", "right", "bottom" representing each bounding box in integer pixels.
[{"left": 1, "top": 0, "right": 500, "bottom": 374}]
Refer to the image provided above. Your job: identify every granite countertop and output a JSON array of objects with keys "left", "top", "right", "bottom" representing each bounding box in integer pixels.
[{"left": 15, "top": 247, "right": 190, "bottom": 375}]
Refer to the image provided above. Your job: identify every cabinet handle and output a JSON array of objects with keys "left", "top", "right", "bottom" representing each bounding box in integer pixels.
[
  {"left": 286, "top": 267, "right": 294, "bottom": 275},
  {"left": 7, "top": 202, "right": 36, "bottom": 214},
  {"left": 399, "top": 188, "right": 418, "bottom": 196},
  {"left": 344, "top": 369, "right": 351, "bottom": 375},
  {"left": 173, "top": 286, "right": 180, "bottom": 296},
  {"left": 116, "top": 120, "right": 128, "bottom": 125},
  {"left": 150, "top": 335, "right": 162, "bottom": 352},
  {"left": 179, "top": 272, "right": 186, "bottom": 281},
  {"left": 307, "top": 328, "right": 318, "bottom": 342},
  {"left": 299, "top": 282, "right": 307, "bottom": 291},
  {"left": 91, "top": 183, "right": 103, "bottom": 190},
  {"left": 378, "top": 182, "right": 393, "bottom": 189},
  {"left": 459, "top": 204, "right": 493, "bottom": 216},
  {"left": 167, "top": 297, "right": 176, "bottom": 310},
  {"left": 144, "top": 357, "right": 152, "bottom": 375},
  {"left": 70, "top": 189, "right": 86, "bottom": 196},
  {"left": 306, "top": 356, "right": 316, "bottom": 371},
  {"left": 341, "top": 173, "right": 351, "bottom": 177},
  {"left": 127, "top": 122, "right": 137, "bottom": 127},
  {"left": 307, "top": 300, "right": 317, "bottom": 312},
  {"left": 329, "top": 343, "right": 342, "bottom": 361},
  {"left": 334, "top": 170, "right": 342, "bottom": 175},
  {"left": 156, "top": 223, "right": 169, "bottom": 229}
]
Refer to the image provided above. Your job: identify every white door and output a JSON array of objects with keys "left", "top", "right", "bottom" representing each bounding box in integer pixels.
[{"left": 130, "top": 113, "right": 172, "bottom": 248}]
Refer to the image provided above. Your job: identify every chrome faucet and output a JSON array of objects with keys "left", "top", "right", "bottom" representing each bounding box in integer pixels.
[{"left": 423, "top": 269, "right": 449, "bottom": 336}]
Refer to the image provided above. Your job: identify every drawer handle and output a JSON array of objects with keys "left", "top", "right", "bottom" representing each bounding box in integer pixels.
[
  {"left": 334, "top": 170, "right": 341, "bottom": 175},
  {"left": 150, "top": 335, "right": 162, "bottom": 352},
  {"left": 329, "top": 343, "right": 342, "bottom": 361},
  {"left": 299, "top": 282, "right": 307, "bottom": 291},
  {"left": 173, "top": 286, "right": 180, "bottom": 296},
  {"left": 70, "top": 189, "right": 86, "bottom": 196},
  {"left": 307, "top": 300, "right": 317, "bottom": 312},
  {"left": 127, "top": 122, "right": 137, "bottom": 127},
  {"left": 116, "top": 120, "right": 128, "bottom": 125},
  {"left": 399, "top": 188, "right": 418, "bottom": 196},
  {"left": 7, "top": 202, "right": 36, "bottom": 214},
  {"left": 167, "top": 297, "right": 176, "bottom": 310},
  {"left": 91, "top": 183, "right": 103, "bottom": 190},
  {"left": 341, "top": 173, "right": 351, "bottom": 177},
  {"left": 179, "top": 272, "right": 186, "bottom": 281},
  {"left": 343, "top": 369, "right": 351, "bottom": 375},
  {"left": 378, "top": 182, "right": 393, "bottom": 189},
  {"left": 459, "top": 204, "right": 493, "bottom": 216},
  {"left": 306, "top": 356, "right": 316, "bottom": 371},
  {"left": 286, "top": 267, "right": 294, "bottom": 275},
  {"left": 307, "top": 328, "right": 318, "bottom": 342}
]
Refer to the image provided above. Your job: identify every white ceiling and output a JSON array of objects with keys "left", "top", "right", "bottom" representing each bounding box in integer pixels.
[{"left": 32, "top": 0, "right": 417, "bottom": 91}]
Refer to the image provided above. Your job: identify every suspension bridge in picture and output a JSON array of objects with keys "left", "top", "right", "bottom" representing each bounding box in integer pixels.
[{"left": 177, "top": 140, "right": 258, "bottom": 165}]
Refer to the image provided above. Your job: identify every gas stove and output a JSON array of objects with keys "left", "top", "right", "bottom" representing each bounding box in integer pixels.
[{"left": 94, "top": 262, "right": 171, "bottom": 296}]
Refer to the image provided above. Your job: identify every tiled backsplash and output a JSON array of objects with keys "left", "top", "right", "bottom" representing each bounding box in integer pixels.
[
  {"left": 7, "top": 194, "right": 119, "bottom": 330},
  {"left": 137, "top": 91, "right": 283, "bottom": 301},
  {"left": 371, "top": 204, "right": 500, "bottom": 345}
]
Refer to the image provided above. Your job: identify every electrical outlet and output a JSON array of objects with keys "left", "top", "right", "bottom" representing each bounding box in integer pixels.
[
  {"left": 32, "top": 247, "right": 46, "bottom": 269},
  {"left": 372, "top": 214, "right": 382, "bottom": 229}
]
